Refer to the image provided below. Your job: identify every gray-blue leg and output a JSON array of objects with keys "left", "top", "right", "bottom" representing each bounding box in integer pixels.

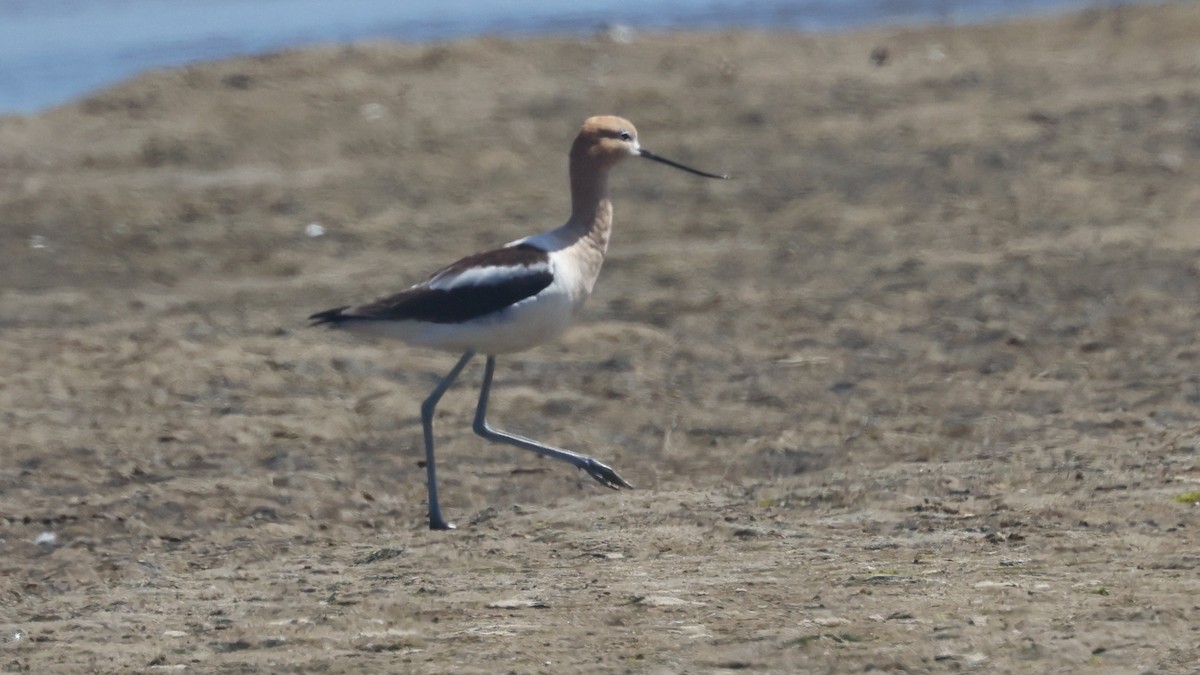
[
  {"left": 472, "top": 356, "right": 634, "bottom": 490},
  {"left": 421, "top": 350, "right": 476, "bottom": 530}
]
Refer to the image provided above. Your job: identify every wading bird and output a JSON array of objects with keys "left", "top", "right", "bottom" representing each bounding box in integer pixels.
[{"left": 311, "top": 116, "right": 727, "bottom": 529}]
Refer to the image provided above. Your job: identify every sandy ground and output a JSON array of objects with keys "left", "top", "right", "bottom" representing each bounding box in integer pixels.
[{"left": 3, "top": 3, "right": 1200, "bottom": 672}]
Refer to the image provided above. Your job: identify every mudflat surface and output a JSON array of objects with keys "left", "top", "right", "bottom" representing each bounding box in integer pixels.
[{"left": 3, "top": 4, "right": 1199, "bottom": 673}]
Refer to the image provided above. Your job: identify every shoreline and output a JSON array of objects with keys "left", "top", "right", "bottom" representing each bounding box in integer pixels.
[{"left": 0, "top": 0, "right": 1166, "bottom": 115}]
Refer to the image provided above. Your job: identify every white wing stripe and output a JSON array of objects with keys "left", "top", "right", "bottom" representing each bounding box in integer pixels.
[{"left": 428, "top": 262, "right": 553, "bottom": 291}]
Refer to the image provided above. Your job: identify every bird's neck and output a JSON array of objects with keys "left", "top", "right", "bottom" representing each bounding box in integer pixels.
[{"left": 564, "top": 163, "right": 612, "bottom": 253}]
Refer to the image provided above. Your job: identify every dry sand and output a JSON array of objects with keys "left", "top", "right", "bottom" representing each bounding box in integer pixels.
[{"left": 2, "top": 3, "right": 1199, "bottom": 672}]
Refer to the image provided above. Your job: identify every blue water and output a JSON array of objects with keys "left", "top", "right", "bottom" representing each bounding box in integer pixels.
[{"left": 0, "top": 0, "right": 1145, "bottom": 115}]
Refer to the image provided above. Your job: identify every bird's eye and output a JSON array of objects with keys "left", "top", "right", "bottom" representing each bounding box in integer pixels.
[{"left": 618, "top": 130, "right": 633, "bottom": 141}]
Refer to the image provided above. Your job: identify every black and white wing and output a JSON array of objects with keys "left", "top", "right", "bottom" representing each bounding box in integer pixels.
[{"left": 310, "top": 243, "right": 554, "bottom": 326}]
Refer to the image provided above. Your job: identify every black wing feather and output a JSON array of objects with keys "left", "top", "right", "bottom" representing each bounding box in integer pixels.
[{"left": 310, "top": 243, "right": 553, "bottom": 326}]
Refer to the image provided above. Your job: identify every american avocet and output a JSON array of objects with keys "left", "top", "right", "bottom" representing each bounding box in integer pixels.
[{"left": 311, "top": 115, "right": 727, "bottom": 530}]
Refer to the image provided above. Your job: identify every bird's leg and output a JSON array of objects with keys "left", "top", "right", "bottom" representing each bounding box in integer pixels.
[
  {"left": 472, "top": 356, "right": 634, "bottom": 490},
  {"left": 421, "top": 350, "right": 476, "bottom": 530}
]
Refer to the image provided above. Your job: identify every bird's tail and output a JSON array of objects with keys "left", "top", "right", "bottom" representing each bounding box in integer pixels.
[{"left": 309, "top": 306, "right": 353, "bottom": 326}]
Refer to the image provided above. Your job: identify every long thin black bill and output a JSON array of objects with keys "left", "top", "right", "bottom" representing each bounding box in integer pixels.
[{"left": 639, "top": 149, "right": 730, "bottom": 179}]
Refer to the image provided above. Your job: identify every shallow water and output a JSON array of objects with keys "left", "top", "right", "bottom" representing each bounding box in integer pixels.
[{"left": 0, "top": 0, "right": 1148, "bottom": 114}]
